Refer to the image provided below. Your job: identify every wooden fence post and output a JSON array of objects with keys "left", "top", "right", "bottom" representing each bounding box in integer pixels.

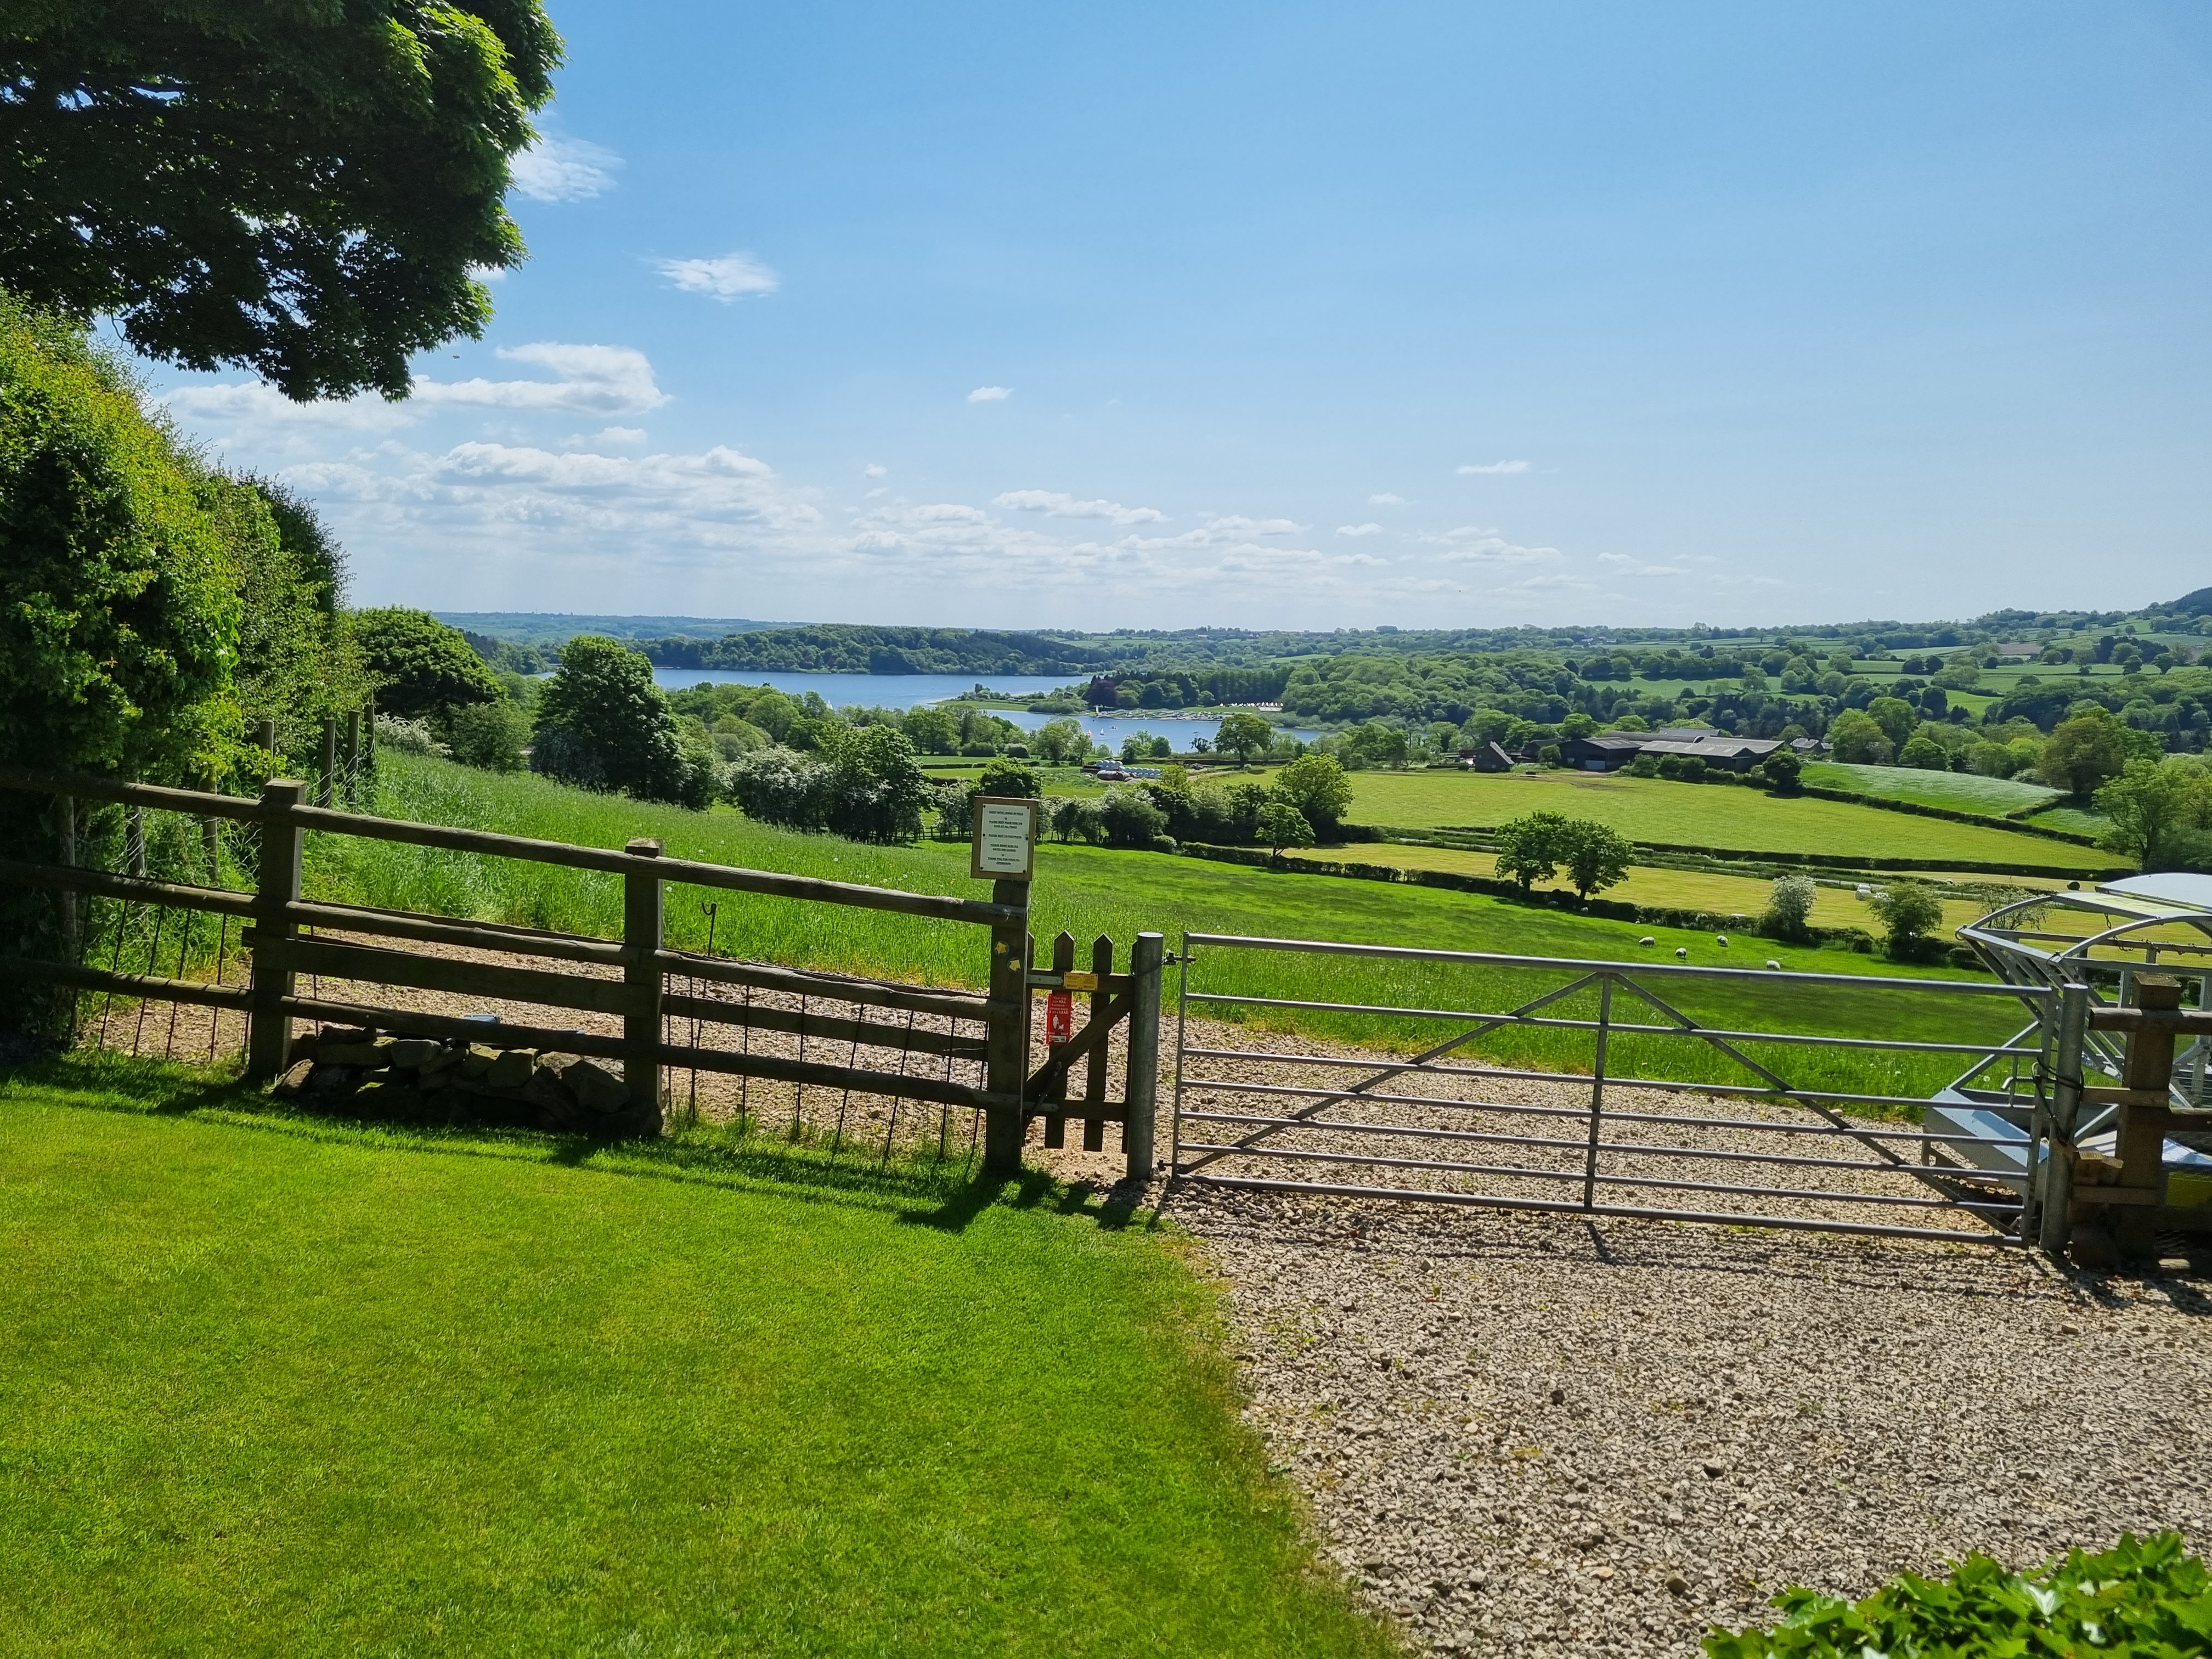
[
  {"left": 55, "top": 793, "right": 78, "bottom": 965},
  {"left": 246, "top": 778, "right": 306, "bottom": 1078},
  {"left": 983, "top": 877, "right": 1032, "bottom": 1173},
  {"left": 1042, "top": 930, "right": 1075, "bottom": 1149},
  {"left": 623, "top": 838, "right": 665, "bottom": 1125},
  {"left": 318, "top": 717, "right": 338, "bottom": 808},
  {"left": 1082, "top": 933, "right": 1113, "bottom": 1153},
  {"left": 2113, "top": 976, "right": 2182, "bottom": 1258},
  {"left": 345, "top": 710, "right": 362, "bottom": 809},
  {"left": 1123, "top": 932, "right": 1164, "bottom": 1181}
]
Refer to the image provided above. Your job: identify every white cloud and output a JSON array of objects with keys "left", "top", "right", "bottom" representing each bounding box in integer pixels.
[
  {"left": 863, "top": 463, "right": 887, "bottom": 478},
  {"left": 413, "top": 343, "right": 669, "bottom": 415},
  {"left": 161, "top": 380, "right": 417, "bottom": 432},
  {"left": 572, "top": 426, "right": 647, "bottom": 448},
  {"left": 1417, "top": 524, "right": 1560, "bottom": 563},
  {"left": 1336, "top": 522, "right": 1383, "bottom": 537},
  {"left": 509, "top": 135, "right": 623, "bottom": 202},
  {"left": 1457, "top": 459, "right": 1531, "bottom": 476},
  {"left": 656, "top": 253, "right": 779, "bottom": 301},
  {"left": 1368, "top": 492, "right": 1408, "bottom": 506},
  {"left": 1596, "top": 552, "right": 1688, "bottom": 579},
  {"left": 967, "top": 386, "right": 1012, "bottom": 402},
  {"left": 993, "top": 489, "right": 1164, "bottom": 526}
]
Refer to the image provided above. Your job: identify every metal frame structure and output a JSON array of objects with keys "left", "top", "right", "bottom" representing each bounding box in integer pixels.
[
  {"left": 1944, "top": 876, "right": 2212, "bottom": 1221},
  {"left": 1171, "top": 933, "right": 2056, "bottom": 1244}
]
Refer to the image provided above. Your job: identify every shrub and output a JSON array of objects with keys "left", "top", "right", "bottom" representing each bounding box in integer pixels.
[
  {"left": 1098, "top": 786, "right": 1167, "bottom": 849},
  {"left": 1047, "top": 795, "right": 1105, "bottom": 844},
  {"left": 1864, "top": 881, "right": 1946, "bottom": 960},
  {"left": 373, "top": 714, "right": 448, "bottom": 758},
  {"left": 1759, "top": 752, "right": 1802, "bottom": 793},
  {"left": 1762, "top": 874, "right": 1818, "bottom": 940},
  {"left": 1704, "top": 1532, "right": 2211, "bottom": 1659},
  {"left": 445, "top": 698, "right": 530, "bottom": 772},
  {"left": 1626, "top": 754, "right": 1660, "bottom": 778},
  {"left": 977, "top": 758, "right": 1041, "bottom": 800},
  {"left": 929, "top": 781, "right": 972, "bottom": 840}
]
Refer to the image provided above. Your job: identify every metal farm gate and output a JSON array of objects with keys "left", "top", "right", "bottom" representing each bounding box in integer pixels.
[{"left": 1170, "top": 933, "right": 2071, "bottom": 1244}]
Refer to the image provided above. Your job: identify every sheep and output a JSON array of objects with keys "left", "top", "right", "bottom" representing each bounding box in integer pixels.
[
  {"left": 1715, "top": 933, "right": 1729, "bottom": 946},
  {"left": 1765, "top": 958, "right": 1782, "bottom": 970},
  {"left": 1638, "top": 936, "right": 1656, "bottom": 947},
  {"left": 1674, "top": 946, "right": 1689, "bottom": 960}
]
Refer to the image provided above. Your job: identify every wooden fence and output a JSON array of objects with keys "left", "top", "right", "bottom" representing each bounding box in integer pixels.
[{"left": 0, "top": 768, "right": 1164, "bottom": 1180}]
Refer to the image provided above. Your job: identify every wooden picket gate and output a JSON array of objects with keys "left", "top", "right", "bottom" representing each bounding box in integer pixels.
[{"left": 0, "top": 768, "right": 1164, "bottom": 1181}]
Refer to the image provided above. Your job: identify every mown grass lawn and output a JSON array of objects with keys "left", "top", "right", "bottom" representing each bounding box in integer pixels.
[
  {"left": 1799, "top": 761, "right": 2062, "bottom": 817},
  {"left": 0, "top": 1059, "right": 1396, "bottom": 1659},
  {"left": 1341, "top": 769, "right": 2113, "bottom": 869}
]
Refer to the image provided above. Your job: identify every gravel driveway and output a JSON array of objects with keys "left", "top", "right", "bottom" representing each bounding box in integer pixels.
[{"left": 1161, "top": 1167, "right": 2212, "bottom": 1658}]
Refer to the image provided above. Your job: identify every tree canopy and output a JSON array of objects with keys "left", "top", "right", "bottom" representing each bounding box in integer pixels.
[
  {"left": 352, "top": 607, "right": 501, "bottom": 723},
  {"left": 2, "top": 0, "right": 562, "bottom": 399}
]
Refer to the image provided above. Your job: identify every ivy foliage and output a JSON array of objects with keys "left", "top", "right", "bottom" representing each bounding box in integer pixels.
[{"left": 1705, "top": 1532, "right": 2212, "bottom": 1659}]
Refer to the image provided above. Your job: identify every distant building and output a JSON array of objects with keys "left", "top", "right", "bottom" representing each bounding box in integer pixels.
[
  {"left": 1558, "top": 728, "right": 1796, "bottom": 774},
  {"left": 1994, "top": 642, "right": 2042, "bottom": 658},
  {"left": 1561, "top": 735, "right": 1647, "bottom": 771},
  {"left": 1635, "top": 736, "right": 1782, "bottom": 773},
  {"left": 1460, "top": 741, "right": 1515, "bottom": 772}
]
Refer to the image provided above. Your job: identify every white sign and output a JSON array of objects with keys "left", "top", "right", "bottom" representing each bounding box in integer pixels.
[{"left": 971, "top": 797, "right": 1036, "bottom": 881}]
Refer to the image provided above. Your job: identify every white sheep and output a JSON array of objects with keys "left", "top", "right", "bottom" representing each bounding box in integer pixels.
[
  {"left": 1715, "top": 933, "right": 1729, "bottom": 946},
  {"left": 1674, "top": 946, "right": 1689, "bottom": 960},
  {"left": 1765, "top": 958, "right": 1782, "bottom": 970},
  {"left": 1638, "top": 935, "right": 1656, "bottom": 947}
]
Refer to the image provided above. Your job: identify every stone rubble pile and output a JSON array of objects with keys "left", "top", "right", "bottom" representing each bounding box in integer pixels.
[{"left": 272, "top": 1025, "right": 660, "bottom": 1137}]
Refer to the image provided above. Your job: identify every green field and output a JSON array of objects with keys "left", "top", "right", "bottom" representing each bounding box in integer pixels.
[
  {"left": 286, "top": 757, "right": 2038, "bottom": 1104},
  {"left": 1801, "top": 761, "right": 2062, "bottom": 817},
  {"left": 1342, "top": 769, "right": 2114, "bottom": 869},
  {"left": 0, "top": 1062, "right": 1392, "bottom": 1658}
]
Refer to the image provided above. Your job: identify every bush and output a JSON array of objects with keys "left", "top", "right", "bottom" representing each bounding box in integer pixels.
[
  {"left": 1864, "top": 881, "right": 1946, "bottom": 960},
  {"left": 929, "top": 781, "right": 973, "bottom": 840},
  {"left": 1098, "top": 786, "right": 1168, "bottom": 849},
  {"left": 374, "top": 714, "right": 449, "bottom": 759},
  {"left": 978, "top": 758, "right": 1041, "bottom": 800},
  {"left": 1704, "top": 1532, "right": 2211, "bottom": 1659},
  {"left": 1626, "top": 754, "right": 1659, "bottom": 778},
  {"left": 1257, "top": 800, "right": 1314, "bottom": 855},
  {"left": 1761, "top": 874, "right": 1818, "bottom": 940},
  {"left": 1758, "top": 752, "right": 1802, "bottom": 793},
  {"left": 1047, "top": 795, "right": 1105, "bottom": 844},
  {"left": 445, "top": 698, "right": 530, "bottom": 772}
]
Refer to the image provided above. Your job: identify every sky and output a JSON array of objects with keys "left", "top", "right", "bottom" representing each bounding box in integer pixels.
[{"left": 156, "top": 1, "right": 2212, "bottom": 631}]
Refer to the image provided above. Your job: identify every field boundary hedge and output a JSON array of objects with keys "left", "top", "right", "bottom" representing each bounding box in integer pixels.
[
  {"left": 1793, "top": 783, "right": 2101, "bottom": 844},
  {"left": 1387, "top": 827, "right": 2125, "bottom": 881},
  {"left": 1177, "top": 843, "right": 1908, "bottom": 953}
]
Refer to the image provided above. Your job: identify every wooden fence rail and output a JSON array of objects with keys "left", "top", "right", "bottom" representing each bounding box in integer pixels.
[{"left": 0, "top": 770, "right": 1165, "bottom": 1180}]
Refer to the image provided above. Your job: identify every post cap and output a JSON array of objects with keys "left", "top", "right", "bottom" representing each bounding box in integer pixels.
[{"left": 624, "top": 837, "right": 664, "bottom": 857}]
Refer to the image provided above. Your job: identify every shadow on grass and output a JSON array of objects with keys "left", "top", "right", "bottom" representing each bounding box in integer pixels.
[{"left": 0, "top": 1049, "right": 1161, "bottom": 1234}]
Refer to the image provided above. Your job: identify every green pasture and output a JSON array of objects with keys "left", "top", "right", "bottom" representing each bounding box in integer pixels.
[
  {"left": 0, "top": 1062, "right": 1391, "bottom": 1659},
  {"left": 289, "top": 757, "right": 2041, "bottom": 1107},
  {"left": 1800, "top": 761, "right": 2062, "bottom": 817},
  {"left": 1341, "top": 769, "right": 2114, "bottom": 870}
]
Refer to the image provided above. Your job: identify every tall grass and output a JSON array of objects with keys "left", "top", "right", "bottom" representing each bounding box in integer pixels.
[{"left": 291, "top": 756, "right": 2040, "bottom": 1110}]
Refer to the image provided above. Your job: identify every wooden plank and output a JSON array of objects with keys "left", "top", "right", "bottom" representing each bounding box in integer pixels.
[
  {"left": 1025, "top": 989, "right": 1133, "bottom": 1098},
  {"left": 0, "top": 765, "right": 265, "bottom": 821},
  {"left": 2087, "top": 1007, "right": 2212, "bottom": 1035},
  {"left": 285, "top": 996, "right": 1008, "bottom": 1115},
  {"left": 281, "top": 802, "right": 1023, "bottom": 927},
  {"left": 1083, "top": 934, "right": 1113, "bottom": 1153},
  {"left": 283, "top": 995, "right": 627, "bottom": 1059},
  {"left": 2080, "top": 1086, "right": 2180, "bottom": 1108},
  {"left": 0, "top": 857, "right": 259, "bottom": 917},
  {"left": 656, "top": 949, "right": 995, "bottom": 1022},
  {"left": 663, "top": 992, "right": 988, "bottom": 1060},
  {"left": 287, "top": 901, "right": 628, "bottom": 966},
  {"left": 1043, "top": 930, "right": 1075, "bottom": 1147},
  {"left": 0, "top": 955, "right": 251, "bottom": 1011},
  {"left": 251, "top": 932, "right": 644, "bottom": 1018}
]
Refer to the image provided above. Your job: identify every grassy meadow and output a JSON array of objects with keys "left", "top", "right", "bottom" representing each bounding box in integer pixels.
[
  {"left": 1799, "top": 761, "right": 2064, "bottom": 817},
  {"left": 0, "top": 1060, "right": 1393, "bottom": 1658},
  {"left": 298, "top": 757, "right": 2040, "bottom": 1107},
  {"left": 1340, "top": 769, "right": 2114, "bottom": 869}
]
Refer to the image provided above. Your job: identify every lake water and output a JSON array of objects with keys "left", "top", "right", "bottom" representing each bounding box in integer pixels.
[{"left": 647, "top": 668, "right": 1318, "bottom": 748}]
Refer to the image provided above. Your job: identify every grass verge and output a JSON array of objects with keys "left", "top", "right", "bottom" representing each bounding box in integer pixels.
[{"left": 0, "top": 1056, "right": 1396, "bottom": 1659}]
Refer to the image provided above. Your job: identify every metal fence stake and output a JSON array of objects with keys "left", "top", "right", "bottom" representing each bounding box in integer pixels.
[
  {"left": 2036, "top": 981, "right": 2090, "bottom": 1257},
  {"left": 1582, "top": 975, "right": 1613, "bottom": 1210}
]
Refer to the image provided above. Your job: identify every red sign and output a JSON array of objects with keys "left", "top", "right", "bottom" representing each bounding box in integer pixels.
[{"left": 1045, "top": 990, "right": 1074, "bottom": 1047}]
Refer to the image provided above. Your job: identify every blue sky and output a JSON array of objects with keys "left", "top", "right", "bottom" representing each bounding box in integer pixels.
[{"left": 162, "top": 1, "right": 2212, "bottom": 630}]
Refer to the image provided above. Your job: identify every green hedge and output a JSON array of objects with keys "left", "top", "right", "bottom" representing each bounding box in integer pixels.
[
  {"left": 1705, "top": 1532, "right": 2211, "bottom": 1658},
  {"left": 1795, "top": 783, "right": 2101, "bottom": 846}
]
